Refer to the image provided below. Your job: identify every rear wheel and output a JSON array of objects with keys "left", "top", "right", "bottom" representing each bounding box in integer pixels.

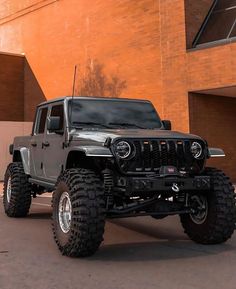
[
  {"left": 180, "top": 168, "right": 236, "bottom": 244},
  {"left": 3, "top": 162, "right": 32, "bottom": 217},
  {"left": 52, "top": 168, "right": 105, "bottom": 257}
]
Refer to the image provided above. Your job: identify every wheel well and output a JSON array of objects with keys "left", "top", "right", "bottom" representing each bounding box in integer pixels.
[
  {"left": 66, "top": 151, "right": 97, "bottom": 170},
  {"left": 13, "top": 151, "right": 22, "bottom": 162}
]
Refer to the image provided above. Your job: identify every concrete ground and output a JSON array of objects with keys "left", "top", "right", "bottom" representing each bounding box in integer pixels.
[{"left": 0, "top": 184, "right": 236, "bottom": 289}]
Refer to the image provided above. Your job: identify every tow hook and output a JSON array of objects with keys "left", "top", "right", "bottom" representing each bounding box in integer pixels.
[{"left": 172, "top": 183, "right": 180, "bottom": 192}]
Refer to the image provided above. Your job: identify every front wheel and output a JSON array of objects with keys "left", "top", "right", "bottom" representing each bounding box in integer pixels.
[
  {"left": 52, "top": 168, "right": 105, "bottom": 257},
  {"left": 180, "top": 168, "right": 236, "bottom": 244},
  {"left": 3, "top": 162, "right": 32, "bottom": 217}
]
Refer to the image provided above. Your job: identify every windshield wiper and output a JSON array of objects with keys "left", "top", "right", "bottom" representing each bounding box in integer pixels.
[
  {"left": 108, "top": 122, "right": 145, "bottom": 129},
  {"left": 71, "top": 121, "right": 111, "bottom": 129}
]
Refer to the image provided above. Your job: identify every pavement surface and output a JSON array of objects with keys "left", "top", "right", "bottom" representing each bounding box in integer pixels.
[{"left": 0, "top": 184, "right": 236, "bottom": 289}]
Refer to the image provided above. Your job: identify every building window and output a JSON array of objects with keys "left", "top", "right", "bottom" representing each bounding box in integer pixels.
[{"left": 193, "top": 0, "right": 236, "bottom": 47}]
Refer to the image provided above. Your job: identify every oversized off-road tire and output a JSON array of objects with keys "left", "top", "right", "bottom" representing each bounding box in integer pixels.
[
  {"left": 3, "top": 162, "right": 32, "bottom": 217},
  {"left": 52, "top": 168, "right": 105, "bottom": 257},
  {"left": 180, "top": 168, "right": 236, "bottom": 244}
]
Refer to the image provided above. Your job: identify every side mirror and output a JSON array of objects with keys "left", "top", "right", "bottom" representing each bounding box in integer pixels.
[
  {"left": 47, "top": 116, "right": 62, "bottom": 133},
  {"left": 162, "top": 120, "right": 171, "bottom": 130}
]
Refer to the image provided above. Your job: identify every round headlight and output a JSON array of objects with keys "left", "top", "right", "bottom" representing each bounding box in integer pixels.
[
  {"left": 115, "top": 141, "right": 131, "bottom": 159},
  {"left": 191, "top": 142, "right": 203, "bottom": 159}
]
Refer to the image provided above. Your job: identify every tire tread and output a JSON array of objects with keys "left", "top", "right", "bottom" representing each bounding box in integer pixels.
[
  {"left": 3, "top": 162, "right": 32, "bottom": 217},
  {"left": 181, "top": 167, "right": 236, "bottom": 244},
  {"left": 52, "top": 168, "right": 105, "bottom": 257}
]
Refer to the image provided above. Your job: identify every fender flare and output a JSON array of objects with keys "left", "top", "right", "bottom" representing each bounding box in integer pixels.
[
  {"left": 208, "top": 147, "right": 225, "bottom": 158},
  {"left": 14, "top": 147, "right": 30, "bottom": 175}
]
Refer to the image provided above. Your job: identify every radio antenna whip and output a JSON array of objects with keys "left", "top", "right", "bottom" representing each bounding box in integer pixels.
[
  {"left": 70, "top": 65, "right": 78, "bottom": 126},
  {"left": 72, "top": 65, "right": 77, "bottom": 98}
]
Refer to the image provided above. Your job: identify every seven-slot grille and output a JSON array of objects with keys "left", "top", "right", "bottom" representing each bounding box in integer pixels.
[{"left": 116, "top": 139, "right": 203, "bottom": 173}]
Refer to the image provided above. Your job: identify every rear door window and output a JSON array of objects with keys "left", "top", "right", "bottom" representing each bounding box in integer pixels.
[
  {"left": 35, "top": 107, "right": 48, "bottom": 134},
  {"left": 50, "top": 104, "right": 64, "bottom": 131}
]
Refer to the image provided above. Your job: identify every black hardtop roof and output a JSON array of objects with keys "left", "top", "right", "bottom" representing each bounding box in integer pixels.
[{"left": 37, "top": 96, "right": 152, "bottom": 107}]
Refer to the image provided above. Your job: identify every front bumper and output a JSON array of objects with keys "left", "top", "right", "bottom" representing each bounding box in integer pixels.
[{"left": 116, "top": 175, "right": 211, "bottom": 194}]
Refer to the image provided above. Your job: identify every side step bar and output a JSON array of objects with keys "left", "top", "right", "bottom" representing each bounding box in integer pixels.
[{"left": 28, "top": 178, "right": 55, "bottom": 190}]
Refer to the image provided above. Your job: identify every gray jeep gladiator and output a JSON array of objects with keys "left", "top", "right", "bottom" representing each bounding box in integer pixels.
[{"left": 3, "top": 96, "right": 236, "bottom": 257}]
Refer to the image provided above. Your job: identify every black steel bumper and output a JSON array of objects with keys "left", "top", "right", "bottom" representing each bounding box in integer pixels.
[{"left": 118, "top": 175, "right": 211, "bottom": 193}]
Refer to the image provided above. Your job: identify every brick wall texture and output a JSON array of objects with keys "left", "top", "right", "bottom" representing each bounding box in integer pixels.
[
  {"left": 189, "top": 93, "right": 236, "bottom": 180},
  {"left": 0, "top": 54, "right": 24, "bottom": 121},
  {"left": 0, "top": 0, "right": 235, "bottom": 180}
]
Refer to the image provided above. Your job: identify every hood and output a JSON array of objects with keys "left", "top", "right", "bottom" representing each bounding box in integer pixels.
[{"left": 71, "top": 129, "right": 203, "bottom": 144}]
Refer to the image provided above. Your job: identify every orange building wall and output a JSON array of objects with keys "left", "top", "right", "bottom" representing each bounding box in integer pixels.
[
  {"left": 0, "top": 0, "right": 235, "bottom": 131},
  {"left": 187, "top": 43, "right": 236, "bottom": 91},
  {"left": 159, "top": 0, "right": 189, "bottom": 132},
  {"left": 0, "top": 0, "right": 191, "bottom": 132},
  {"left": 0, "top": 1, "right": 162, "bottom": 104}
]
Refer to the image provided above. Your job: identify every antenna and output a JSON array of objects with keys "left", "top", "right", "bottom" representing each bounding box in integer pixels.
[
  {"left": 72, "top": 65, "right": 77, "bottom": 98},
  {"left": 70, "top": 65, "right": 78, "bottom": 125}
]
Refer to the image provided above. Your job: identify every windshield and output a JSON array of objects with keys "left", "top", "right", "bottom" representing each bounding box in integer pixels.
[{"left": 68, "top": 99, "right": 162, "bottom": 129}]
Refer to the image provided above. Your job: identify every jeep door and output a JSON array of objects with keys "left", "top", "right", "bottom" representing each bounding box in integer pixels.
[
  {"left": 42, "top": 103, "right": 65, "bottom": 182},
  {"left": 30, "top": 106, "right": 48, "bottom": 178}
]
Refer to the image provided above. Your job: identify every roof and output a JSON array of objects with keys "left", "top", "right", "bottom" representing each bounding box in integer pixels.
[{"left": 38, "top": 96, "right": 151, "bottom": 107}]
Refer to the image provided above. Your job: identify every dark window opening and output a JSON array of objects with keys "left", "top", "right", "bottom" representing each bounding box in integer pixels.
[
  {"left": 193, "top": 0, "right": 236, "bottom": 47},
  {"left": 230, "top": 23, "right": 236, "bottom": 37},
  {"left": 215, "top": 0, "right": 236, "bottom": 10},
  {"left": 36, "top": 107, "right": 48, "bottom": 134},
  {"left": 50, "top": 104, "right": 64, "bottom": 130}
]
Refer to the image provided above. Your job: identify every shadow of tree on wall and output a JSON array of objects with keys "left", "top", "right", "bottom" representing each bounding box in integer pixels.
[{"left": 77, "top": 59, "right": 127, "bottom": 97}]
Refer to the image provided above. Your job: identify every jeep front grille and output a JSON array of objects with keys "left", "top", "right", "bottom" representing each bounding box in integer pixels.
[{"left": 113, "top": 139, "right": 205, "bottom": 174}]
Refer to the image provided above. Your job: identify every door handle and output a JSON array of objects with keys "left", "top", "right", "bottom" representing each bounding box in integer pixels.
[
  {"left": 42, "top": 141, "right": 50, "bottom": 148},
  {"left": 31, "top": 142, "right": 37, "bottom": 147}
]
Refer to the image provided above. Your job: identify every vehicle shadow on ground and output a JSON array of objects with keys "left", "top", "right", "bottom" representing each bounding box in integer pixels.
[
  {"left": 22, "top": 210, "right": 235, "bottom": 262},
  {"left": 91, "top": 219, "right": 235, "bottom": 262},
  {"left": 109, "top": 218, "right": 188, "bottom": 241},
  {"left": 91, "top": 241, "right": 233, "bottom": 262},
  {"left": 89, "top": 218, "right": 235, "bottom": 262},
  {"left": 28, "top": 212, "right": 52, "bottom": 220}
]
